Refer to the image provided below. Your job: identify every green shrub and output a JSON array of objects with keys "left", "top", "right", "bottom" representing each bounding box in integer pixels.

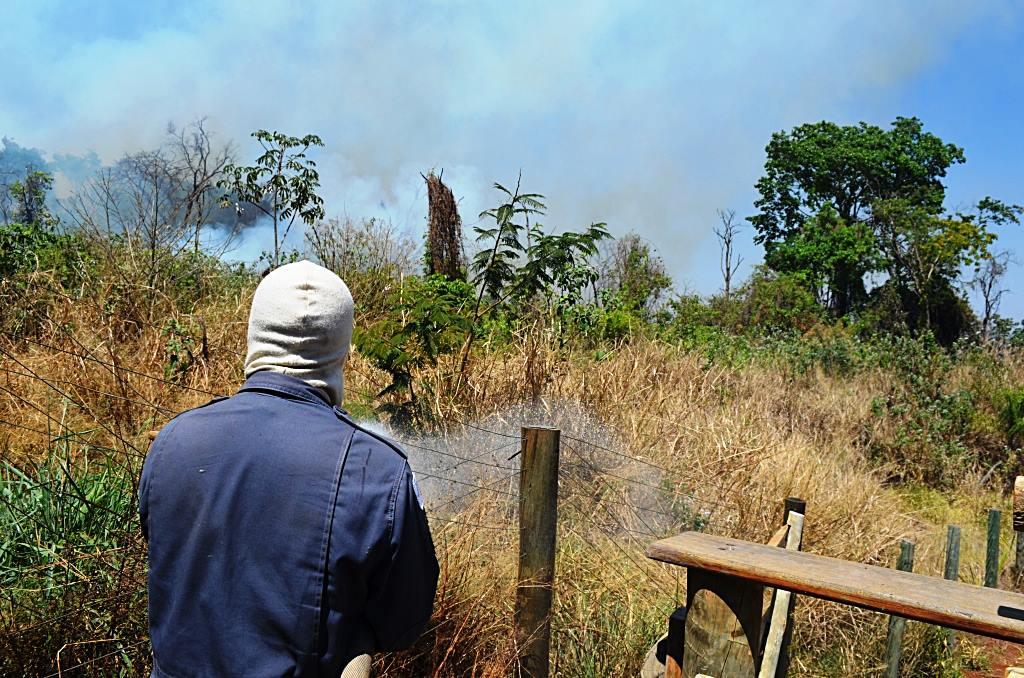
[
  {"left": 355, "top": 274, "right": 476, "bottom": 429},
  {"left": 0, "top": 442, "right": 148, "bottom": 675},
  {"left": 1000, "top": 387, "right": 1024, "bottom": 449}
]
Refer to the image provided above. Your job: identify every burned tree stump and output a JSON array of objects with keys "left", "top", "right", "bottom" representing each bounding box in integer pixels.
[{"left": 423, "top": 171, "right": 464, "bottom": 281}]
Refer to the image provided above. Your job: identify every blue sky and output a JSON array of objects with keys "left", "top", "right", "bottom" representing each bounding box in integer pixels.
[{"left": 2, "top": 1, "right": 1023, "bottom": 317}]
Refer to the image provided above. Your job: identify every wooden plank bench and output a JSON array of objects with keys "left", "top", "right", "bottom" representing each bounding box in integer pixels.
[{"left": 647, "top": 531, "right": 1024, "bottom": 676}]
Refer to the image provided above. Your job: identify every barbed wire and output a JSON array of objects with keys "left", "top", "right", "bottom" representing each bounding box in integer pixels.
[
  {"left": 0, "top": 418, "right": 121, "bottom": 456},
  {"left": 427, "top": 470, "right": 520, "bottom": 515},
  {"left": 39, "top": 638, "right": 148, "bottom": 678},
  {"left": 9, "top": 590, "right": 142, "bottom": 638},
  {"left": 561, "top": 441, "right": 733, "bottom": 517},
  {"left": 401, "top": 437, "right": 519, "bottom": 472},
  {"left": 0, "top": 365, "right": 177, "bottom": 415},
  {"left": 563, "top": 523, "right": 658, "bottom": 589},
  {"left": 1, "top": 334, "right": 736, "bottom": 535},
  {"left": 431, "top": 515, "right": 515, "bottom": 532},
  {"left": 1, "top": 333, "right": 224, "bottom": 398},
  {"left": 561, "top": 432, "right": 676, "bottom": 477},
  {"left": 562, "top": 434, "right": 748, "bottom": 511}
]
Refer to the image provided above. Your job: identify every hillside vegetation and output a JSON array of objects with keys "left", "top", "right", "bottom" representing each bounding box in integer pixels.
[{"left": 2, "top": 118, "right": 1024, "bottom": 676}]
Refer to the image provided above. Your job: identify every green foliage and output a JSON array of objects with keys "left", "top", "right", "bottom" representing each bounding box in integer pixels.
[
  {"left": 218, "top": 130, "right": 326, "bottom": 267},
  {"left": 161, "top": 318, "right": 198, "bottom": 380},
  {"left": 561, "top": 290, "right": 647, "bottom": 345},
  {"left": 734, "top": 268, "right": 822, "bottom": 333},
  {"left": 601, "top": 233, "right": 673, "bottom": 318},
  {"left": 471, "top": 180, "right": 546, "bottom": 302},
  {"left": 1000, "top": 388, "right": 1024, "bottom": 449},
  {"left": 0, "top": 170, "right": 96, "bottom": 336},
  {"left": 0, "top": 444, "right": 147, "bottom": 675},
  {"left": 0, "top": 221, "right": 61, "bottom": 279},
  {"left": 867, "top": 334, "right": 978, "bottom": 486},
  {"left": 0, "top": 446, "right": 134, "bottom": 581},
  {"left": 0, "top": 169, "right": 63, "bottom": 280},
  {"left": 750, "top": 117, "right": 1020, "bottom": 344},
  {"left": 4, "top": 169, "right": 58, "bottom": 229},
  {"left": 873, "top": 197, "right": 998, "bottom": 332},
  {"left": 355, "top": 275, "right": 476, "bottom": 429},
  {"left": 751, "top": 116, "right": 964, "bottom": 243},
  {"left": 471, "top": 179, "right": 609, "bottom": 312},
  {"left": 763, "top": 205, "right": 876, "bottom": 309}
]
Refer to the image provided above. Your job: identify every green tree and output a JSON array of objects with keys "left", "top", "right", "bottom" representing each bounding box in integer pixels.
[
  {"left": 0, "top": 169, "right": 60, "bottom": 279},
  {"left": 354, "top": 275, "right": 476, "bottom": 430},
  {"left": 7, "top": 170, "right": 56, "bottom": 229},
  {"left": 456, "top": 177, "right": 608, "bottom": 379},
  {"left": 218, "top": 130, "right": 325, "bottom": 267},
  {"left": 763, "top": 205, "right": 877, "bottom": 309},
  {"left": 871, "top": 197, "right": 1019, "bottom": 338},
  {"left": 469, "top": 178, "right": 609, "bottom": 312},
  {"left": 750, "top": 117, "right": 965, "bottom": 317},
  {"left": 600, "top": 232, "right": 672, "bottom": 318}
]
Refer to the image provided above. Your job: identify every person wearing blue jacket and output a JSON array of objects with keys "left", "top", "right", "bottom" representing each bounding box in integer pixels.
[{"left": 140, "top": 260, "right": 438, "bottom": 677}]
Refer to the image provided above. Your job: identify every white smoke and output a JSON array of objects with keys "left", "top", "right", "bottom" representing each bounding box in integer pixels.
[{"left": 0, "top": 0, "right": 1013, "bottom": 295}]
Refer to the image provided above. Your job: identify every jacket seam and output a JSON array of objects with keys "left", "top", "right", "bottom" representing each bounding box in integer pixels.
[
  {"left": 385, "top": 463, "right": 407, "bottom": 542},
  {"left": 309, "top": 423, "right": 355, "bottom": 663},
  {"left": 238, "top": 381, "right": 332, "bottom": 409}
]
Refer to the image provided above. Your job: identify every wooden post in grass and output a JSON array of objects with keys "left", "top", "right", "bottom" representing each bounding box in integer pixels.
[
  {"left": 759, "top": 510, "right": 805, "bottom": 678},
  {"left": 515, "top": 426, "right": 560, "bottom": 678},
  {"left": 1015, "top": 477, "right": 1024, "bottom": 584},
  {"left": 987, "top": 509, "right": 1002, "bottom": 589},
  {"left": 884, "top": 539, "right": 916, "bottom": 678},
  {"left": 774, "top": 497, "right": 806, "bottom": 677},
  {"left": 944, "top": 525, "right": 962, "bottom": 655}
]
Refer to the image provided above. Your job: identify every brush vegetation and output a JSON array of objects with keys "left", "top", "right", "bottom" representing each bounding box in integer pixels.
[{"left": 2, "top": 119, "right": 1024, "bottom": 676}]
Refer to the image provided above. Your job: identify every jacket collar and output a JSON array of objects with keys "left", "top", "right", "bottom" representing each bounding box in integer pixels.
[{"left": 237, "top": 371, "right": 334, "bottom": 408}]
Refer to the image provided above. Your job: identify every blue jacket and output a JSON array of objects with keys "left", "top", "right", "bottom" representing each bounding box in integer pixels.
[{"left": 139, "top": 371, "right": 438, "bottom": 677}]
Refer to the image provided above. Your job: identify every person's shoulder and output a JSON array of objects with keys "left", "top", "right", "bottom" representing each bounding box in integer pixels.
[
  {"left": 152, "top": 395, "right": 229, "bottom": 439},
  {"left": 336, "top": 411, "right": 408, "bottom": 464}
]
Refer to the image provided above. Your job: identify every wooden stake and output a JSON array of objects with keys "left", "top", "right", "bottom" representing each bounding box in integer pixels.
[
  {"left": 515, "top": 426, "right": 560, "bottom": 678},
  {"left": 944, "top": 525, "right": 962, "bottom": 655},
  {"left": 758, "top": 511, "right": 804, "bottom": 678},
  {"left": 987, "top": 509, "right": 1002, "bottom": 589},
  {"left": 775, "top": 497, "right": 805, "bottom": 676},
  {"left": 1015, "top": 477, "right": 1024, "bottom": 583},
  {"left": 884, "top": 539, "right": 916, "bottom": 678}
]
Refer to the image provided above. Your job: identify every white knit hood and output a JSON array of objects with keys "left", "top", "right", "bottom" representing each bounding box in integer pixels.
[{"left": 244, "top": 260, "right": 354, "bottom": 406}]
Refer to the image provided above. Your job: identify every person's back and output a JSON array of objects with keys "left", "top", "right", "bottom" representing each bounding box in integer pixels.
[{"left": 140, "top": 261, "right": 438, "bottom": 677}]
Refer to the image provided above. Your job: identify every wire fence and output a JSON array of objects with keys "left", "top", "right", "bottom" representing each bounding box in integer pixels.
[{"left": 0, "top": 321, "right": 745, "bottom": 674}]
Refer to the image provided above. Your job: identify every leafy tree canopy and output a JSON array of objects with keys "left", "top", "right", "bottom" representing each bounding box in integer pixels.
[
  {"left": 749, "top": 117, "right": 1020, "bottom": 340},
  {"left": 750, "top": 117, "right": 965, "bottom": 244},
  {"left": 218, "top": 130, "right": 325, "bottom": 267}
]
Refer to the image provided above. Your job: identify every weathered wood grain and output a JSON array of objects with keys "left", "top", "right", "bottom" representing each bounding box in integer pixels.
[
  {"left": 683, "top": 569, "right": 762, "bottom": 677},
  {"left": 647, "top": 532, "right": 1024, "bottom": 643},
  {"left": 515, "top": 426, "right": 560, "bottom": 678},
  {"left": 759, "top": 512, "right": 804, "bottom": 678}
]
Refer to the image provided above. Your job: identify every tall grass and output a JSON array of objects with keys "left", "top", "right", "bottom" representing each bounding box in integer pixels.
[
  {"left": 0, "top": 440, "right": 149, "bottom": 676},
  {"left": 2, "top": 261, "right": 1023, "bottom": 675}
]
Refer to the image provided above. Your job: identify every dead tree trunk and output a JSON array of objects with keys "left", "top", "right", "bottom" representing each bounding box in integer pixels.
[{"left": 423, "top": 171, "right": 464, "bottom": 281}]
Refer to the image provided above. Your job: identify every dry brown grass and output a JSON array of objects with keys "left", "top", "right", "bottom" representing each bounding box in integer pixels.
[{"left": 2, "top": 276, "right": 1019, "bottom": 675}]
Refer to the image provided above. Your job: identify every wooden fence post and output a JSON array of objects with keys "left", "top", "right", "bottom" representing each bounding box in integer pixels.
[
  {"left": 1015, "top": 477, "right": 1024, "bottom": 585},
  {"left": 759, "top": 511, "right": 805, "bottom": 678},
  {"left": 944, "top": 525, "right": 961, "bottom": 655},
  {"left": 986, "top": 508, "right": 1002, "bottom": 589},
  {"left": 515, "top": 426, "right": 560, "bottom": 678},
  {"left": 774, "top": 497, "right": 806, "bottom": 677},
  {"left": 883, "top": 539, "right": 916, "bottom": 678}
]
